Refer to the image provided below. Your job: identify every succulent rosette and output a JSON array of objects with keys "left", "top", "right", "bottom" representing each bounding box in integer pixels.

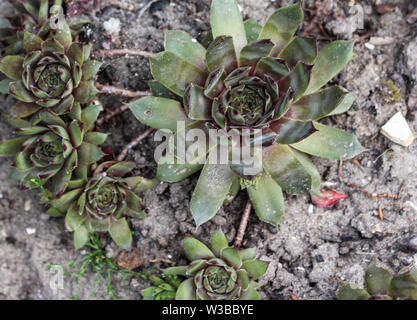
[
  {"left": 47, "top": 161, "right": 159, "bottom": 250},
  {"left": 0, "top": 105, "right": 106, "bottom": 195},
  {"left": 0, "top": 0, "right": 88, "bottom": 57},
  {"left": 129, "top": 0, "right": 364, "bottom": 227},
  {"left": 0, "top": 14, "right": 101, "bottom": 117},
  {"left": 141, "top": 274, "right": 181, "bottom": 300},
  {"left": 338, "top": 265, "right": 417, "bottom": 300},
  {"left": 164, "top": 230, "right": 267, "bottom": 300}
]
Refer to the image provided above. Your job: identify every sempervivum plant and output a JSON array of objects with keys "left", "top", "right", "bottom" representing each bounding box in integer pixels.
[
  {"left": 0, "top": 0, "right": 87, "bottom": 57},
  {"left": 141, "top": 274, "right": 181, "bottom": 300},
  {"left": 164, "top": 230, "right": 268, "bottom": 300},
  {"left": 0, "top": 106, "right": 106, "bottom": 195},
  {"left": 0, "top": 15, "right": 101, "bottom": 117},
  {"left": 338, "top": 265, "right": 417, "bottom": 300},
  {"left": 129, "top": 0, "right": 364, "bottom": 227},
  {"left": 47, "top": 161, "right": 159, "bottom": 249}
]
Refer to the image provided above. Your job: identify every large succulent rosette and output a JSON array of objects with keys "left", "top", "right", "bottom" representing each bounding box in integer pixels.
[
  {"left": 129, "top": 1, "right": 365, "bottom": 227},
  {"left": 0, "top": 16, "right": 101, "bottom": 117},
  {"left": 48, "top": 161, "right": 159, "bottom": 249},
  {"left": 338, "top": 265, "right": 417, "bottom": 300},
  {"left": 164, "top": 230, "right": 267, "bottom": 300},
  {"left": 0, "top": 0, "right": 88, "bottom": 57},
  {"left": 0, "top": 106, "right": 106, "bottom": 195}
]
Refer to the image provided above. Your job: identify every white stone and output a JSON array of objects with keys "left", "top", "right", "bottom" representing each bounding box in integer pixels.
[
  {"left": 103, "top": 18, "right": 121, "bottom": 35},
  {"left": 380, "top": 112, "right": 414, "bottom": 147},
  {"left": 26, "top": 227, "right": 36, "bottom": 235}
]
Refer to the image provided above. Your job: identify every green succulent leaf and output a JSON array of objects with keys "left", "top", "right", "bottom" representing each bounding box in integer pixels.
[
  {"left": 365, "top": 265, "right": 393, "bottom": 296},
  {"left": 176, "top": 278, "right": 197, "bottom": 300},
  {"left": 129, "top": 97, "right": 189, "bottom": 132},
  {"left": 239, "top": 39, "right": 274, "bottom": 67},
  {"left": 278, "top": 62, "right": 310, "bottom": 101},
  {"left": 210, "top": 229, "right": 229, "bottom": 257},
  {"left": 85, "top": 132, "right": 108, "bottom": 145},
  {"left": 109, "top": 218, "right": 132, "bottom": 251},
  {"left": 247, "top": 174, "right": 285, "bottom": 226},
  {"left": 164, "top": 266, "right": 189, "bottom": 277},
  {"left": 106, "top": 162, "right": 135, "bottom": 177},
  {"left": 206, "top": 36, "right": 238, "bottom": 73},
  {"left": 74, "top": 225, "right": 89, "bottom": 250},
  {"left": 388, "top": 269, "right": 417, "bottom": 300},
  {"left": 182, "top": 236, "right": 215, "bottom": 261},
  {"left": 255, "top": 57, "right": 289, "bottom": 81},
  {"left": 0, "top": 137, "right": 28, "bottom": 156},
  {"left": 0, "top": 79, "right": 13, "bottom": 94},
  {"left": 78, "top": 142, "right": 105, "bottom": 165},
  {"left": 184, "top": 84, "right": 212, "bottom": 120},
  {"left": 291, "top": 122, "right": 365, "bottom": 160},
  {"left": 289, "top": 86, "right": 348, "bottom": 120},
  {"left": 82, "top": 60, "right": 102, "bottom": 81},
  {"left": 239, "top": 248, "right": 256, "bottom": 261},
  {"left": 165, "top": 30, "right": 206, "bottom": 70},
  {"left": 279, "top": 37, "right": 317, "bottom": 67},
  {"left": 158, "top": 154, "right": 204, "bottom": 183},
  {"left": 221, "top": 247, "right": 242, "bottom": 268},
  {"left": 262, "top": 143, "right": 312, "bottom": 195},
  {"left": 270, "top": 118, "right": 316, "bottom": 145},
  {"left": 338, "top": 284, "right": 371, "bottom": 300},
  {"left": 23, "top": 31, "right": 43, "bottom": 53},
  {"left": 242, "top": 260, "right": 268, "bottom": 280},
  {"left": 240, "top": 287, "right": 261, "bottom": 300},
  {"left": 148, "top": 80, "right": 182, "bottom": 101},
  {"left": 328, "top": 92, "right": 355, "bottom": 116},
  {"left": 0, "top": 56, "right": 24, "bottom": 80},
  {"left": 305, "top": 40, "right": 354, "bottom": 95},
  {"left": 150, "top": 51, "right": 207, "bottom": 97},
  {"left": 258, "top": 3, "right": 303, "bottom": 53},
  {"left": 9, "top": 102, "right": 41, "bottom": 119},
  {"left": 244, "top": 19, "right": 262, "bottom": 43},
  {"left": 210, "top": 0, "right": 247, "bottom": 56},
  {"left": 291, "top": 149, "right": 321, "bottom": 197},
  {"left": 65, "top": 203, "right": 86, "bottom": 232},
  {"left": 190, "top": 162, "right": 235, "bottom": 226}
]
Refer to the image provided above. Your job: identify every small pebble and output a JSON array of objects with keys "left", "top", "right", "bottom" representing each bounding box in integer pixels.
[
  {"left": 380, "top": 112, "right": 415, "bottom": 147},
  {"left": 24, "top": 200, "right": 32, "bottom": 212},
  {"left": 364, "top": 43, "right": 375, "bottom": 50},
  {"left": 25, "top": 228, "right": 36, "bottom": 235}
]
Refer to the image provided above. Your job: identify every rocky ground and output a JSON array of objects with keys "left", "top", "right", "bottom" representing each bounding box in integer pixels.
[{"left": 1, "top": 0, "right": 417, "bottom": 300}]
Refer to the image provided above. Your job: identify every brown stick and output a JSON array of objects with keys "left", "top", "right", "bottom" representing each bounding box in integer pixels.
[
  {"left": 108, "top": 0, "right": 135, "bottom": 11},
  {"left": 234, "top": 200, "right": 252, "bottom": 250},
  {"left": 94, "top": 49, "right": 154, "bottom": 59},
  {"left": 96, "top": 83, "right": 152, "bottom": 98},
  {"left": 117, "top": 128, "right": 155, "bottom": 162},
  {"left": 96, "top": 104, "right": 129, "bottom": 126}
]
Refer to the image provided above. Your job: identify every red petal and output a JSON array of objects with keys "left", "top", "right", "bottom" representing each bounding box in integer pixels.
[{"left": 312, "top": 189, "right": 348, "bottom": 207}]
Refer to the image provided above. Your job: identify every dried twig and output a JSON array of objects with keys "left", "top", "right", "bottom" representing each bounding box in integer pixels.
[
  {"left": 233, "top": 200, "right": 252, "bottom": 250},
  {"left": 94, "top": 49, "right": 154, "bottom": 59},
  {"left": 96, "top": 83, "right": 152, "bottom": 98},
  {"left": 117, "top": 128, "right": 155, "bottom": 161},
  {"left": 338, "top": 161, "right": 398, "bottom": 199},
  {"left": 378, "top": 205, "right": 384, "bottom": 221},
  {"left": 96, "top": 104, "right": 129, "bottom": 126},
  {"left": 108, "top": 0, "right": 134, "bottom": 11}
]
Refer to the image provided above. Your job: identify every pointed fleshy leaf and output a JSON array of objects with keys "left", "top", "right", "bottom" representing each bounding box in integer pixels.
[
  {"left": 242, "top": 260, "right": 268, "bottom": 280},
  {"left": 255, "top": 57, "right": 289, "bottom": 81},
  {"left": 82, "top": 60, "right": 102, "bottom": 81},
  {"left": 107, "top": 161, "right": 135, "bottom": 177},
  {"left": 74, "top": 80, "right": 98, "bottom": 103},
  {"left": 239, "top": 248, "right": 256, "bottom": 261},
  {"left": 23, "top": 31, "right": 43, "bottom": 53},
  {"left": 164, "top": 266, "right": 189, "bottom": 277},
  {"left": 74, "top": 225, "right": 89, "bottom": 250},
  {"left": 289, "top": 86, "right": 348, "bottom": 120},
  {"left": 291, "top": 122, "right": 365, "bottom": 160},
  {"left": 184, "top": 84, "right": 212, "bottom": 120},
  {"left": 258, "top": 3, "right": 303, "bottom": 52},
  {"left": 306, "top": 40, "right": 354, "bottom": 95},
  {"left": 81, "top": 103, "right": 102, "bottom": 131},
  {"left": 270, "top": 118, "right": 316, "bottom": 145},
  {"left": 221, "top": 247, "right": 242, "bottom": 268},
  {"left": 239, "top": 39, "right": 274, "bottom": 67},
  {"left": 79, "top": 142, "right": 105, "bottom": 164},
  {"left": 123, "top": 176, "right": 159, "bottom": 193},
  {"left": 150, "top": 51, "right": 207, "bottom": 97},
  {"left": 240, "top": 287, "right": 261, "bottom": 300},
  {"left": 129, "top": 97, "right": 189, "bottom": 132},
  {"left": 109, "top": 218, "right": 132, "bottom": 250},
  {"left": 206, "top": 36, "right": 238, "bottom": 73},
  {"left": 279, "top": 37, "right": 317, "bottom": 67},
  {"left": 9, "top": 102, "right": 41, "bottom": 119},
  {"left": 126, "top": 190, "right": 142, "bottom": 214},
  {"left": 278, "top": 62, "right": 310, "bottom": 101},
  {"left": 182, "top": 236, "right": 215, "bottom": 261},
  {"left": 0, "top": 56, "right": 24, "bottom": 80},
  {"left": 157, "top": 155, "right": 203, "bottom": 183},
  {"left": 190, "top": 162, "right": 235, "bottom": 226},
  {"left": 244, "top": 19, "right": 262, "bottom": 43},
  {"left": 67, "top": 43, "right": 84, "bottom": 65},
  {"left": 291, "top": 148, "right": 321, "bottom": 197},
  {"left": 210, "top": 0, "right": 247, "bottom": 56},
  {"left": 224, "top": 176, "right": 240, "bottom": 205},
  {"left": 85, "top": 132, "right": 108, "bottom": 145},
  {"left": 328, "top": 92, "right": 355, "bottom": 116},
  {"left": 312, "top": 189, "right": 348, "bottom": 207},
  {"left": 365, "top": 265, "right": 392, "bottom": 296},
  {"left": 247, "top": 175, "right": 285, "bottom": 226},
  {"left": 65, "top": 203, "right": 85, "bottom": 232},
  {"left": 388, "top": 269, "right": 417, "bottom": 300},
  {"left": 210, "top": 229, "right": 229, "bottom": 257},
  {"left": 9, "top": 80, "right": 36, "bottom": 102},
  {"left": 176, "top": 278, "right": 197, "bottom": 300},
  {"left": 148, "top": 80, "right": 181, "bottom": 101},
  {"left": 0, "top": 137, "right": 28, "bottom": 155},
  {"left": 51, "top": 18, "right": 72, "bottom": 49},
  {"left": 165, "top": 30, "right": 206, "bottom": 70},
  {"left": 69, "top": 120, "right": 83, "bottom": 147},
  {"left": 0, "top": 79, "right": 13, "bottom": 94},
  {"left": 87, "top": 217, "right": 111, "bottom": 233},
  {"left": 263, "top": 143, "right": 312, "bottom": 195},
  {"left": 338, "top": 284, "right": 371, "bottom": 300}
]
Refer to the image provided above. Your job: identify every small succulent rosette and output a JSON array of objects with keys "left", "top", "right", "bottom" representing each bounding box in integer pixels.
[
  {"left": 338, "top": 265, "right": 417, "bottom": 300},
  {"left": 0, "top": 10, "right": 101, "bottom": 117},
  {"left": 129, "top": 0, "right": 364, "bottom": 227},
  {"left": 164, "top": 230, "right": 268, "bottom": 300},
  {"left": 0, "top": 106, "right": 106, "bottom": 195},
  {"left": 47, "top": 161, "right": 159, "bottom": 250},
  {"left": 141, "top": 274, "right": 181, "bottom": 301},
  {"left": 0, "top": 0, "right": 89, "bottom": 58}
]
